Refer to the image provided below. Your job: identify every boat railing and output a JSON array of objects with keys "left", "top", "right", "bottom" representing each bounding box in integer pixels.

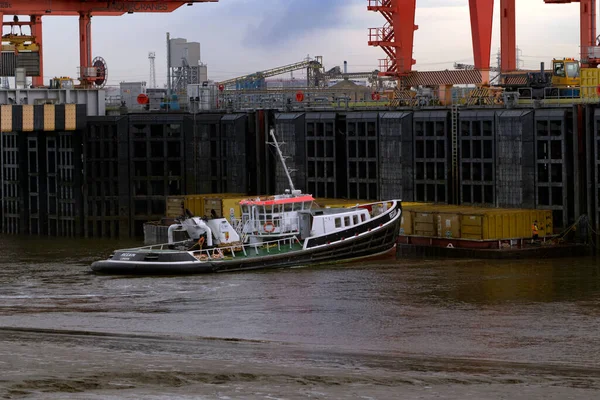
[{"left": 190, "top": 235, "right": 301, "bottom": 261}]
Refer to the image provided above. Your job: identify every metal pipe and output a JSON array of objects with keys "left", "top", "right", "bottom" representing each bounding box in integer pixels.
[
  {"left": 167, "top": 32, "right": 171, "bottom": 97},
  {"left": 167, "top": 224, "right": 180, "bottom": 243}
]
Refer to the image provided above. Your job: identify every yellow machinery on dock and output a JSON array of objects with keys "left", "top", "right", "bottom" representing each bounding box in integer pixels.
[
  {"left": 48, "top": 77, "right": 75, "bottom": 89},
  {"left": 1, "top": 34, "right": 39, "bottom": 53}
]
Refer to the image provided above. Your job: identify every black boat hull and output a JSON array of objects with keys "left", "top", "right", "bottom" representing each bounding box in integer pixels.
[{"left": 91, "top": 202, "right": 401, "bottom": 275}]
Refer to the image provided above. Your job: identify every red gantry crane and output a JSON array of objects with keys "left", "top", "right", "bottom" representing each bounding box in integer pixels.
[
  {"left": 1, "top": 1, "right": 217, "bottom": 87},
  {"left": 367, "top": 0, "right": 600, "bottom": 86}
]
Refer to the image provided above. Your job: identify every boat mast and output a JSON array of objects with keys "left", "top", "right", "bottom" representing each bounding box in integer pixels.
[{"left": 269, "top": 128, "right": 295, "bottom": 192}]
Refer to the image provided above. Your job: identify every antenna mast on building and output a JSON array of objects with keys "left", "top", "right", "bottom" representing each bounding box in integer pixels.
[
  {"left": 166, "top": 32, "right": 171, "bottom": 97},
  {"left": 148, "top": 51, "right": 156, "bottom": 88}
]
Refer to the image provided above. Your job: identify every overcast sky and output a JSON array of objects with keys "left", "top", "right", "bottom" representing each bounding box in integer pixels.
[{"left": 34, "top": 0, "right": 582, "bottom": 87}]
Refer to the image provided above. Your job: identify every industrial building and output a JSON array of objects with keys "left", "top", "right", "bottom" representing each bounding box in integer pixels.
[{"left": 0, "top": 0, "right": 598, "bottom": 244}]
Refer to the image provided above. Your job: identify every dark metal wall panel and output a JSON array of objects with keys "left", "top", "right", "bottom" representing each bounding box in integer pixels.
[
  {"left": 274, "top": 113, "right": 306, "bottom": 194},
  {"left": 12, "top": 105, "right": 22, "bottom": 133},
  {"left": 379, "top": 112, "right": 413, "bottom": 201},
  {"left": 45, "top": 131, "right": 84, "bottom": 237},
  {"left": 459, "top": 110, "right": 496, "bottom": 205},
  {"left": 534, "top": 108, "right": 572, "bottom": 229},
  {"left": 26, "top": 133, "right": 43, "bottom": 235},
  {"left": 129, "top": 114, "right": 187, "bottom": 237},
  {"left": 413, "top": 110, "right": 450, "bottom": 203},
  {"left": 33, "top": 105, "right": 44, "bottom": 131},
  {"left": 84, "top": 116, "right": 129, "bottom": 238},
  {"left": 304, "top": 112, "right": 337, "bottom": 198},
  {"left": 55, "top": 105, "right": 66, "bottom": 131},
  {"left": 592, "top": 108, "right": 600, "bottom": 236},
  {"left": 346, "top": 112, "right": 379, "bottom": 200},
  {"left": 187, "top": 113, "right": 224, "bottom": 195},
  {"left": 1, "top": 132, "right": 25, "bottom": 234},
  {"left": 496, "top": 110, "right": 535, "bottom": 209},
  {"left": 221, "top": 113, "right": 248, "bottom": 194},
  {"left": 76, "top": 104, "right": 87, "bottom": 130}
]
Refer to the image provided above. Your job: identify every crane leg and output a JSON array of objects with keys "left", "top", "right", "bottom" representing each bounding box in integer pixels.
[
  {"left": 469, "top": 0, "right": 494, "bottom": 84},
  {"left": 79, "top": 12, "right": 92, "bottom": 81},
  {"left": 31, "top": 15, "right": 43, "bottom": 87},
  {"left": 500, "top": 0, "right": 516, "bottom": 72},
  {"left": 581, "top": 0, "right": 596, "bottom": 67}
]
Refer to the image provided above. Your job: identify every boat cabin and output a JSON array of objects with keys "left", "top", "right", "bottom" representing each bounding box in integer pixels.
[
  {"left": 240, "top": 191, "right": 315, "bottom": 237},
  {"left": 297, "top": 207, "right": 371, "bottom": 240}
]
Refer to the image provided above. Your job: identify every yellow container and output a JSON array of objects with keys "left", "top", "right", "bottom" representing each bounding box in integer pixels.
[
  {"left": 165, "top": 196, "right": 185, "bottom": 218},
  {"left": 436, "top": 212, "right": 461, "bottom": 238},
  {"left": 413, "top": 211, "right": 436, "bottom": 236},
  {"left": 200, "top": 193, "right": 247, "bottom": 218},
  {"left": 184, "top": 195, "right": 205, "bottom": 217},
  {"left": 175, "top": 193, "right": 247, "bottom": 218},
  {"left": 580, "top": 68, "right": 600, "bottom": 100},
  {"left": 395, "top": 204, "right": 554, "bottom": 240},
  {"left": 460, "top": 208, "right": 553, "bottom": 240},
  {"left": 400, "top": 209, "right": 413, "bottom": 235},
  {"left": 221, "top": 197, "right": 248, "bottom": 221}
]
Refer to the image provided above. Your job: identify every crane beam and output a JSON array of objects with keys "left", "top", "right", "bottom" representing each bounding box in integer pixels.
[{"left": 0, "top": 1, "right": 217, "bottom": 16}]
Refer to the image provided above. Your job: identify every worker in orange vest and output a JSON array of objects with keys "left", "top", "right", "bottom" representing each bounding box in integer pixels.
[{"left": 531, "top": 220, "right": 539, "bottom": 241}]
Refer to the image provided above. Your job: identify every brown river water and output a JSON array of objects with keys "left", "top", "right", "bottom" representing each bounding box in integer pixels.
[{"left": 0, "top": 234, "right": 600, "bottom": 399}]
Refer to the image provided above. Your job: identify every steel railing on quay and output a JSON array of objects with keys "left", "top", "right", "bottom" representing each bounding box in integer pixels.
[{"left": 102, "top": 85, "right": 600, "bottom": 113}]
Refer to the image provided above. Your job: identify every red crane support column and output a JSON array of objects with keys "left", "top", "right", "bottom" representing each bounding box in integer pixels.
[
  {"left": 469, "top": 0, "right": 494, "bottom": 83},
  {"left": 367, "top": 0, "right": 417, "bottom": 77},
  {"left": 79, "top": 12, "right": 92, "bottom": 76},
  {"left": 580, "top": 0, "right": 596, "bottom": 67},
  {"left": 395, "top": 0, "right": 417, "bottom": 75},
  {"left": 500, "top": 0, "right": 516, "bottom": 72},
  {"left": 30, "top": 15, "right": 43, "bottom": 87}
]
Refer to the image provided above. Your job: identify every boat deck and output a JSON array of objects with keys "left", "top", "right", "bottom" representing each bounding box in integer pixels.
[
  {"left": 131, "top": 236, "right": 306, "bottom": 263},
  {"left": 192, "top": 239, "right": 305, "bottom": 262}
]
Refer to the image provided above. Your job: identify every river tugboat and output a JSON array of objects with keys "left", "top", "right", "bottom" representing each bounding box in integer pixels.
[{"left": 90, "top": 129, "right": 402, "bottom": 275}]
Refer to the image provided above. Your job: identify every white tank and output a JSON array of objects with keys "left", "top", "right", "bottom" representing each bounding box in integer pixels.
[{"left": 206, "top": 218, "right": 240, "bottom": 245}]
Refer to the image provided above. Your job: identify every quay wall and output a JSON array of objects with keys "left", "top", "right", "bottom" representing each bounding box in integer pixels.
[{"left": 0, "top": 105, "right": 596, "bottom": 239}]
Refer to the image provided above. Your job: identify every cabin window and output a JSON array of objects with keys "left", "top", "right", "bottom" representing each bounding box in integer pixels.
[
  {"left": 284, "top": 203, "right": 293, "bottom": 212},
  {"left": 335, "top": 218, "right": 342, "bottom": 228},
  {"left": 344, "top": 216, "right": 351, "bottom": 226},
  {"left": 360, "top": 214, "right": 366, "bottom": 222},
  {"left": 304, "top": 201, "right": 312, "bottom": 210},
  {"left": 353, "top": 215, "right": 359, "bottom": 225},
  {"left": 554, "top": 61, "right": 565, "bottom": 77},
  {"left": 566, "top": 61, "right": 579, "bottom": 78}
]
